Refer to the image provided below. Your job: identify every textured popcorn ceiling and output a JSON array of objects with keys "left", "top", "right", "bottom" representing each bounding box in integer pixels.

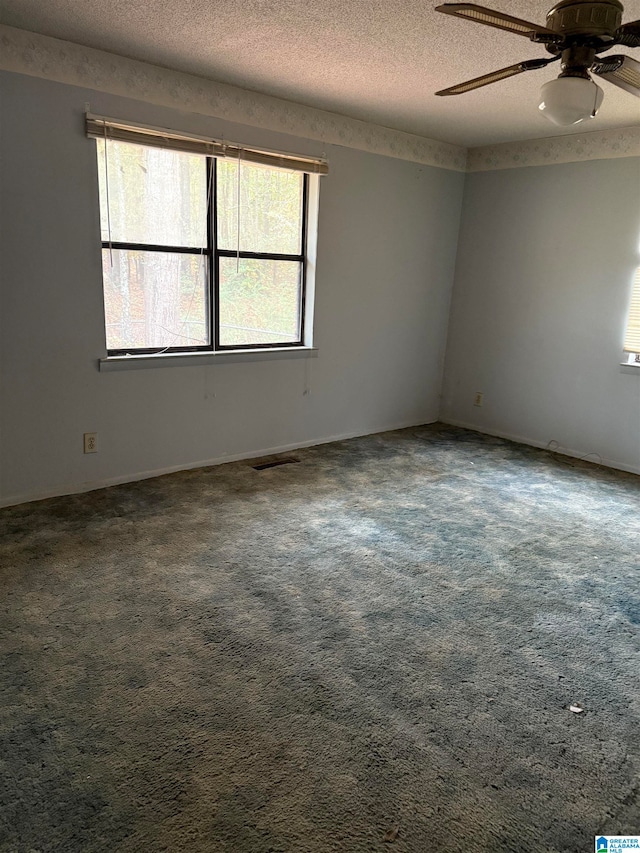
[{"left": 1, "top": 0, "right": 640, "bottom": 146}]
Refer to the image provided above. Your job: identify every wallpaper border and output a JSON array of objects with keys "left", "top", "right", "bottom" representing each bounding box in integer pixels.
[
  {"left": 2, "top": 24, "right": 639, "bottom": 173},
  {"left": 467, "top": 125, "right": 640, "bottom": 172},
  {"left": 0, "top": 25, "right": 467, "bottom": 172}
]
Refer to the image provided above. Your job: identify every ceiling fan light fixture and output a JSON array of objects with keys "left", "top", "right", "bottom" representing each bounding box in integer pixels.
[{"left": 538, "top": 75, "right": 604, "bottom": 125}]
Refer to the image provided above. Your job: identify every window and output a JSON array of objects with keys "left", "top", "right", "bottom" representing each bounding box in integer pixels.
[
  {"left": 90, "top": 116, "right": 326, "bottom": 356},
  {"left": 624, "top": 266, "right": 640, "bottom": 363}
]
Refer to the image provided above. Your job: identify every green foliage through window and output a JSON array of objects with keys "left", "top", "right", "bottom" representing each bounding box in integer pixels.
[{"left": 97, "top": 139, "right": 308, "bottom": 353}]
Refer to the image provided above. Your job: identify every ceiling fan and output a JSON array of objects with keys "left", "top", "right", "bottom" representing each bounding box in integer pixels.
[{"left": 435, "top": 0, "right": 640, "bottom": 125}]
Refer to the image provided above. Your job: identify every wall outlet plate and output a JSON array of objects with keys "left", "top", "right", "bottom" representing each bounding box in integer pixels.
[
  {"left": 474, "top": 392, "right": 484, "bottom": 407},
  {"left": 84, "top": 432, "right": 97, "bottom": 453}
]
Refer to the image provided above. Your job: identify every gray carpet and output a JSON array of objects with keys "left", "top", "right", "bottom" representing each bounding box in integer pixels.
[{"left": 1, "top": 424, "right": 639, "bottom": 852}]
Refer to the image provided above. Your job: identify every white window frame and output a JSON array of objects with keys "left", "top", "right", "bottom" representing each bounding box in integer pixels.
[{"left": 623, "top": 265, "right": 640, "bottom": 366}]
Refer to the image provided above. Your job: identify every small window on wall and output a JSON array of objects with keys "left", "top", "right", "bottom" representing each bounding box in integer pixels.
[
  {"left": 623, "top": 267, "right": 640, "bottom": 364},
  {"left": 89, "top": 116, "right": 327, "bottom": 356}
]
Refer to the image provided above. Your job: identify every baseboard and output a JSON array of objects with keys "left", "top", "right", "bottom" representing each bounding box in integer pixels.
[
  {"left": 440, "top": 418, "right": 640, "bottom": 477},
  {"left": 0, "top": 416, "right": 437, "bottom": 509}
]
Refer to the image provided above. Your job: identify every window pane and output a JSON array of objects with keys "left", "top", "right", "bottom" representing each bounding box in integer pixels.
[
  {"left": 103, "top": 249, "right": 208, "bottom": 350},
  {"left": 217, "top": 160, "right": 303, "bottom": 255},
  {"left": 97, "top": 140, "right": 207, "bottom": 248},
  {"left": 218, "top": 258, "right": 302, "bottom": 346}
]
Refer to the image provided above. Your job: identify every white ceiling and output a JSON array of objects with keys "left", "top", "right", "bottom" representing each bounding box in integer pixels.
[{"left": 2, "top": 0, "right": 640, "bottom": 147}]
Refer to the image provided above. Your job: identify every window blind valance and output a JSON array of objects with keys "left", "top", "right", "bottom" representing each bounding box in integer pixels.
[
  {"left": 624, "top": 266, "right": 640, "bottom": 354},
  {"left": 86, "top": 114, "right": 329, "bottom": 175}
]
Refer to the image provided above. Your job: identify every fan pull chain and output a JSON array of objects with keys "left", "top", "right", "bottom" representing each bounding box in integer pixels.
[{"left": 591, "top": 81, "right": 599, "bottom": 117}]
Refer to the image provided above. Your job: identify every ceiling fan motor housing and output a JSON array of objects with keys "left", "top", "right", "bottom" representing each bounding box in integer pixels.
[{"left": 546, "top": 0, "right": 623, "bottom": 39}]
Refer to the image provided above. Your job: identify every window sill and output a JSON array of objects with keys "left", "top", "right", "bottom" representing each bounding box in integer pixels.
[
  {"left": 620, "top": 361, "right": 640, "bottom": 375},
  {"left": 99, "top": 346, "right": 318, "bottom": 372}
]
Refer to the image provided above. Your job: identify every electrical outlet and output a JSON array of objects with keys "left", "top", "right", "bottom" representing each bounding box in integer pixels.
[
  {"left": 473, "top": 392, "right": 484, "bottom": 407},
  {"left": 84, "top": 432, "right": 97, "bottom": 453}
]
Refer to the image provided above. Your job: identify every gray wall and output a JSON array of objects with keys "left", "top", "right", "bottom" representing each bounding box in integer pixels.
[
  {"left": 0, "top": 72, "right": 465, "bottom": 506},
  {"left": 441, "top": 158, "right": 640, "bottom": 473}
]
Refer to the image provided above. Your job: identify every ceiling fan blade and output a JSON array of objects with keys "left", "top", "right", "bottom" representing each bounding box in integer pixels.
[
  {"left": 592, "top": 54, "right": 640, "bottom": 96},
  {"left": 616, "top": 20, "right": 640, "bottom": 47},
  {"left": 435, "top": 57, "right": 556, "bottom": 96},
  {"left": 435, "top": 4, "right": 560, "bottom": 41}
]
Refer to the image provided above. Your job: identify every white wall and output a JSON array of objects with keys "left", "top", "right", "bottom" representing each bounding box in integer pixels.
[
  {"left": 441, "top": 157, "right": 640, "bottom": 474},
  {"left": 0, "top": 72, "right": 464, "bottom": 506}
]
